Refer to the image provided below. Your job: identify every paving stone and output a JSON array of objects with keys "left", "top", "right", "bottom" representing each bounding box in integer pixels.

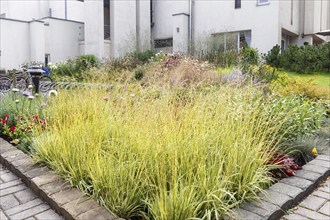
[
  {"left": 300, "top": 195, "right": 327, "bottom": 211},
  {"left": 0, "top": 183, "right": 26, "bottom": 196},
  {"left": 0, "top": 179, "right": 22, "bottom": 190},
  {"left": 0, "top": 194, "right": 19, "bottom": 210},
  {"left": 5, "top": 198, "right": 43, "bottom": 216},
  {"left": 294, "top": 206, "right": 329, "bottom": 219},
  {"left": 0, "top": 141, "right": 15, "bottom": 154},
  {"left": 282, "top": 213, "right": 309, "bottom": 220},
  {"left": 6, "top": 153, "right": 27, "bottom": 163},
  {"left": 10, "top": 157, "right": 35, "bottom": 174},
  {"left": 50, "top": 188, "right": 84, "bottom": 206},
  {"left": 14, "top": 188, "right": 37, "bottom": 203},
  {"left": 40, "top": 180, "right": 71, "bottom": 196},
  {"left": 0, "top": 210, "right": 8, "bottom": 220},
  {"left": 318, "top": 201, "right": 330, "bottom": 216},
  {"left": 308, "top": 159, "right": 330, "bottom": 168},
  {"left": 269, "top": 183, "right": 303, "bottom": 199},
  {"left": 295, "top": 169, "right": 322, "bottom": 182},
  {"left": 63, "top": 198, "right": 99, "bottom": 218},
  {"left": 312, "top": 190, "right": 330, "bottom": 199},
  {"left": 24, "top": 167, "right": 51, "bottom": 180},
  {"left": 35, "top": 209, "right": 63, "bottom": 220},
  {"left": 25, "top": 217, "right": 36, "bottom": 220},
  {"left": 240, "top": 199, "right": 282, "bottom": 219},
  {"left": 303, "top": 164, "right": 329, "bottom": 174},
  {"left": 9, "top": 204, "right": 50, "bottom": 219},
  {"left": 259, "top": 189, "right": 292, "bottom": 210},
  {"left": 317, "top": 155, "right": 330, "bottom": 162},
  {"left": 76, "top": 207, "right": 117, "bottom": 220},
  {"left": 31, "top": 173, "right": 59, "bottom": 187},
  {"left": 0, "top": 171, "right": 19, "bottom": 182},
  {"left": 318, "top": 185, "right": 330, "bottom": 193},
  {"left": 1, "top": 149, "right": 24, "bottom": 160},
  {"left": 280, "top": 177, "right": 313, "bottom": 190}
]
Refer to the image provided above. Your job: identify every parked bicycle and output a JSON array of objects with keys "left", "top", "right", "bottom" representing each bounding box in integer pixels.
[{"left": 0, "top": 66, "right": 54, "bottom": 94}]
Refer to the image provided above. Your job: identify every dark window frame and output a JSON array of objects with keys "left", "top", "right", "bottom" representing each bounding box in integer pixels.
[{"left": 235, "top": 0, "right": 241, "bottom": 9}]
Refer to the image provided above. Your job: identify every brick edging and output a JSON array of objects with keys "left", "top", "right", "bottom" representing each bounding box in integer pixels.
[
  {"left": 231, "top": 154, "right": 330, "bottom": 220},
  {"left": 0, "top": 138, "right": 123, "bottom": 220},
  {"left": 1, "top": 138, "right": 329, "bottom": 220}
]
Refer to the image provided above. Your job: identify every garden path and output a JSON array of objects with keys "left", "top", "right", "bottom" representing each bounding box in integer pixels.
[{"left": 0, "top": 163, "right": 63, "bottom": 220}]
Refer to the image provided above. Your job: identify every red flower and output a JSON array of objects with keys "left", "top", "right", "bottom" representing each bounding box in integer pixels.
[
  {"left": 10, "top": 126, "right": 16, "bottom": 133},
  {"left": 4, "top": 114, "right": 9, "bottom": 120},
  {"left": 1, "top": 119, "right": 6, "bottom": 125},
  {"left": 33, "top": 115, "right": 39, "bottom": 120}
]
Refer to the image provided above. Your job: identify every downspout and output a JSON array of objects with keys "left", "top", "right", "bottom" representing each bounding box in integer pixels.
[
  {"left": 302, "top": 0, "right": 305, "bottom": 38},
  {"left": 136, "top": 0, "right": 140, "bottom": 52},
  {"left": 64, "top": 0, "right": 67, "bottom": 19},
  {"left": 189, "top": 0, "right": 193, "bottom": 54}
]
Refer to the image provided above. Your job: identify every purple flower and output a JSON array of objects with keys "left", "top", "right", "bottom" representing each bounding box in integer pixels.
[{"left": 22, "top": 91, "right": 32, "bottom": 97}]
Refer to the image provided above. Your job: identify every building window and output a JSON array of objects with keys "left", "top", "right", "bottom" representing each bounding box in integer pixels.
[
  {"left": 104, "top": 0, "right": 110, "bottom": 40},
  {"left": 235, "top": 0, "right": 241, "bottom": 9},
  {"left": 154, "top": 38, "right": 173, "bottom": 48},
  {"left": 211, "top": 30, "right": 251, "bottom": 52},
  {"left": 257, "top": 0, "right": 269, "bottom": 5}
]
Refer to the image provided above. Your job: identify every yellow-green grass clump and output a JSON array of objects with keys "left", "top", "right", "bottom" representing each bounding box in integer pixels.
[{"left": 33, "top": 85, "right": 284, "bottom": 220}]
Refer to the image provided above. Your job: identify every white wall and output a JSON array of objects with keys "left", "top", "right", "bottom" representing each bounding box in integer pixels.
[
  {"left": 0, "top": 19, "right": 31, "bottom": 69},
  {"left": 138, "top": 0, "right": 151, "bottom": 51},
  {"left": 192, "top": 0, "right": 280, "bottom": 54},
  {"left": 84, "top": 0, "right": 104, "bottom": 58},
  {"left": 29, "top": 21, "right": 45, "bottom": 63},
  {"left": 152, "top": 0, "right": 188, "bottom": 40},
  {"left": 110, "top": 0, "right": 137, "bottom": 58},
  {"left": 279, "top": 0, "right": 300, "bottom": 35},
  {"left": 42, "top": 18, "right": 83, "bottom": 63},
  {"left": 0, "top": 0, "right": 83, "bottom": 22},
  {"left": 49, "top": 0, "right": 84, "bottom": 21}
]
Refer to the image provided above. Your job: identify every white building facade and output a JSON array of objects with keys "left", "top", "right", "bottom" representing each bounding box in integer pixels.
[{"left": 0, "top": 0, "right": 329, "bottom": 69}]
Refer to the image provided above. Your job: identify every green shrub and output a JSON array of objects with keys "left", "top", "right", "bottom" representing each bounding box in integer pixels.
[
  {"left": 52, "top": 55, "right": 99, "bottom": 81},
  {"left": 240, "top": 47, "right": 259, "bottom": 75},
  {"left": 75, "top": 54, "right": 99, "bottom": 71},
  {"left": 134, "top": 69, "right": 144, "bottom": 81},
  {"left": 266, "top": 95, "right": 326, "bottom": 141},
  {"left": 264, "top": 45, "right": 281, "bottom": 70},
  {"left": 267, "top": 42, "right": 330, "bottom": 73},
  {"left": 200, "top": 50, "right": 239, "bottom": 67}
]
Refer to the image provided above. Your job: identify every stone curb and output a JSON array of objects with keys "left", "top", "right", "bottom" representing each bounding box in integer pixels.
[
  {"left": 0, "top": 138, "right": 124, "bottom": 220},
  {"left": 230, "top": 154, "right": 330, "bottom": 220}
]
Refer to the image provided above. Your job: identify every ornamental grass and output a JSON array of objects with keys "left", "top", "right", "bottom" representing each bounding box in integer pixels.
[{"left": 32, "top": 84, "right": 288, "bottom": 219}]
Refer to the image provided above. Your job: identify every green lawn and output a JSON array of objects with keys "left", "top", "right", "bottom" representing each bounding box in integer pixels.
[{"left": 278, "top": 70, "right": 330, "bottom": 89}]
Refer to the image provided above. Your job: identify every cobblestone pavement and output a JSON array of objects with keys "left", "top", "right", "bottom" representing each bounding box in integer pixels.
[
  {"left": 0, "top": 163, "right": 63, "bottom": 220},
  {"left": 282, "top": 177, "right": 330, "bottom": 220}
]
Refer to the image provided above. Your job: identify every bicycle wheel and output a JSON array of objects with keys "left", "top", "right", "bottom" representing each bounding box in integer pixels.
[
  {"left": 15, "top": 76, "right": 28, "bottom": 91},
  {"left": 40, "top": 75, "right": 54, "bottom": 93},
  {"left": 0, "top": 76, "right": 12, "bottom": 92}
]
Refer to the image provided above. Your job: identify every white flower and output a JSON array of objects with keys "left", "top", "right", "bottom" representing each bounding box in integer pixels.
[
  {"left": 28, "top": 85, "right": 33, "bottom": 89},
  {"left": 28, "top": 95, "right": 35, "bottom": 100},
  {"left": 15, "top": 99, "right": 20, "bottom": 103},
  {"left": 12, "top": 88, "right": 19, "bottom": 93},
  {"left": 48, "top": 90, "right": 58, "bottom": 97}
]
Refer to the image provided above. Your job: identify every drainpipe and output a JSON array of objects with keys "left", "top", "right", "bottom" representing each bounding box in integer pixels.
[
  {"left": 189, "top": 0, "right": 193, "bottom": 54},
  {"left": 136, "top": 0, "right": 140, "bottom": 52},
  {"left": 302, "top": 0, "right": 305, "bottom": 38},
  {"left": 65, "top": 0, "right": 67, "bottom": 19}
]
